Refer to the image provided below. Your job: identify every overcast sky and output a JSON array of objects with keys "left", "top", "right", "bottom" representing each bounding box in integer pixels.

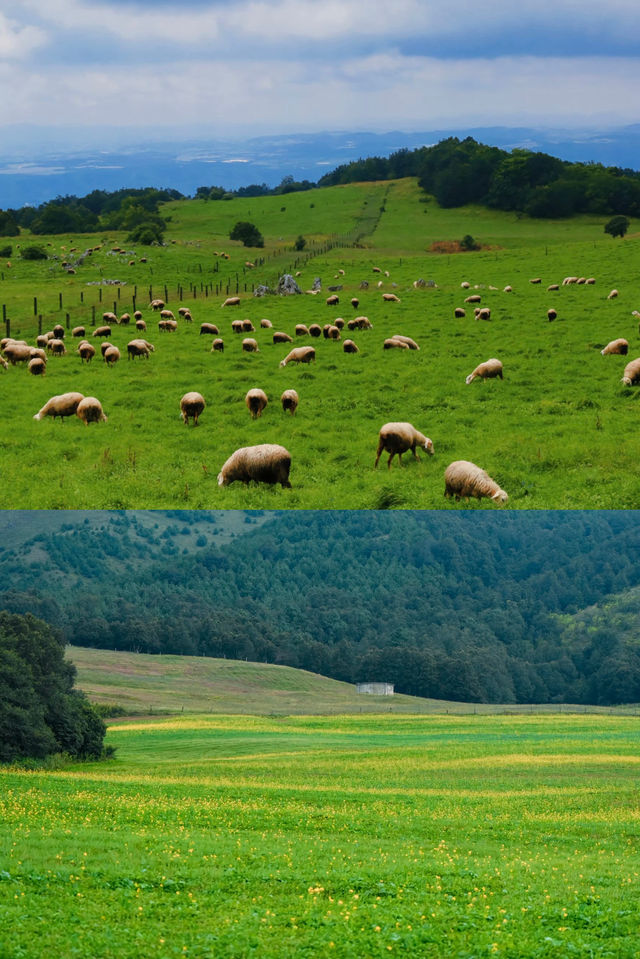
[{"left": 2, "top": 0, "right": 640, "bottom": 139}]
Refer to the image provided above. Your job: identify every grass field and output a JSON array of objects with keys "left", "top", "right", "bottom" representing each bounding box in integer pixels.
[
  {"left": 1, "top": 712, "right": 639, "bottom": 958},
  {"left": 1, "top": 179, "right": 639, "bottom": 509}
]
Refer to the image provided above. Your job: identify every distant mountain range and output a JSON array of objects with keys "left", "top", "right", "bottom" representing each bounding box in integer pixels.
[{"left": 1, "top": 124, "right": 639, "bottom": 209}]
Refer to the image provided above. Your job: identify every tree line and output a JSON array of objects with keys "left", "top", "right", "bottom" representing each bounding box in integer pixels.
[{"left": 1, "top": 512, "right": 639, "bottom": 707}]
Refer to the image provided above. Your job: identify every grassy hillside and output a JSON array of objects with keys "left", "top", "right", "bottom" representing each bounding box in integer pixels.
[
  {"left": 1, "top": 179, "right": 639, "bottom": 509},
  {"left": 2, "top": 712, "right": 639, "bottom": 957}
]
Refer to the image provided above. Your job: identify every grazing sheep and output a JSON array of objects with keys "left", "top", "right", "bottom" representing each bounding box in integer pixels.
[
  {"left": 221, "top": 296, "right": 241, "bottom": 307},
  {"left": 373, "top": 267, "right": 382, "bottom": 274},
  {"left": 231, "top": 319, "right": 244, "bottom": 333},
  {"left": 3, "top": 343, "right": 34, "bottom": 364},
  {"left": 52, "top": 324, "right": 65, "bottom": 338},
  {"left": 178, "top": 307, "right": 192, "bottom": 319},
  {"left": 100, "top": 341, "right": 111, "bottom": 357},
  {"left": 279, "top": 346, "right": 316, "bottom": 367},
  {"left": 382, "top": 293, "right": 400, "bottom": 302},
  {"left": 347, "top": 316, "right": 373, "bottom": 331},
  {"left": 245, "top": 388, "right": 268, "bottom": 418},
  {"left": 93, "top": 325, "right": 112, "bottom": 338},
  {"left": 217, "top": 444, "right": 291, "bottom": 487},
  {"left": 160, "top": 310, "right": 175, "bottom": 321},
  {"left": 326, "top": 294, "right": 340, "bottom": 306},
  {"left": 241, "top": 319, "right": 255, "bottom": 333},
  {"left": 621, "top": 357, "right": 640, "bottom": 385},
  {"left": 586, "top": 278, "right": 596, "bottom": 285},
  {"left": 200, "top": 323, "right": 219, "bottom": 336},
  {"left": 273, "top": 331, "right": 293, "bottom": 344},
  {"left": 102, "top": 312, "right": 117, "bottom": 325},
  {"left": 0, "top": 356, "right": 7, "bottom": 370},
  {"left": 77, "top": 341, "right": 96, "bottom": 363},
  {"left": 28, "top": 357, "right": 46, "bottom": 376},
  {"left": 211, "top": 338, "right": 224, "bottom": 352},
  {"left": 104, "top": 345, "right": 120, "bottom": 365},
  {"left": 503, "top": 285, "right": 513, "bottom": 293},
  {"left": 134, "top": 310, "right": 143, "bottom": 321},
  {"left": 119, "top": 313, "right": 131, "bottom": 325},
  {"left": 281, "top": 389, "right": 299, "bottom": 415},
  {"left": 33, "top": 392, "right": 84, "bottom": 421},
  {"left": 601, "top": 338, "right": 629, "bottom": 356},
  {"left": 530, "top": 277, "right": 541, "bottom": 285},
  {"left": 333, "top": 318, "right": 345, "bottom": 330},
  {"left": 308, "top": 324, "right": 322, "bottom": 337},
  {"left": 464, "top": 294, "right": 481, "bottom": 304},
  {"left": 444, "top": 460, "right": 508, "bottom": 503},
  {"left": 547, "top": 284, "right": 560, "bottom": 291},
  {"left": 383, "top": 338, "right": 409, "bottom": 350},
  {"left": 562, "top": 277, "right": 578, "bottom": 286},
  {"left": 343, "top": 339, "right": 359, "bottom": 353},
  {"left": 158, "top": 319, "right": 177, "bottom": 332},
  {"left": 72, "top": 326, "right": 85, "bottom": 337},
  {"left": 135, "top": 319, "right": 147, "bottom": 332},
  {"left": 454, "top": 307, "right": 466, "bottom": 318},
  {"left": 127, "top": 339, "right": 155, "bottom": 359},
  {"left": 76, "top": 396, "right": 107, "bottom": 425},
  {"left": 390, "top": 335, "right": 419, "bottom": 350},
  {"left": 260, "top": 318, "right": 273, "bottom": 329},
  {"left": 150, "top": 299, "right": 165, "bottom": 310},
  {"left": 374, "top": 422, "right": 434, "bottom": 469},
  {"left": 180, "top": 391, "right": 205, "bottom": 425},
  {"left": 466, "top": 358, "right": 503, "bottom": 384},
  {"left": 295, "top": 324, "right": 309, "bottom": 336},
  {"left": 47, "top": 339, "right": 66, "bottom": 356},
  {"left": 36, "top": 334, "right": 51, "bottom": 348},
  {"left": 327, "top": 325, "right": 341, "bottom": 340},
  {"left": 547, "top": 308, "right": 557, "bottom": 321},
  {"left": 242, "top": 337, "right": 259, "bottom": 353},
  {"left": 351, "top": 297, "right": 359, "bottom": 309},
  {"left": 607, "top": 289, "right": 619, "bottom": 300},
  {"left": 461, "top": 281, "right": 470, "bottom": 289},
  {"left": 476, "top": 308, "right": 491, "bottom": 321}
]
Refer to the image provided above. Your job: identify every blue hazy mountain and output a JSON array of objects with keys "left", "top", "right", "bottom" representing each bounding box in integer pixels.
[{"left": 1, "top": 124, "right": 639, "bottom": 208}]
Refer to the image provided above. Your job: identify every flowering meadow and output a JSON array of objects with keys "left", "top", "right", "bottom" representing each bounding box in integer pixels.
[{"left": 1, "top": 713, "right": 639, "bottom": 957}]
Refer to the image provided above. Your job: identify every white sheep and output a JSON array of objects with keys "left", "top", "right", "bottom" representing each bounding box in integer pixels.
[
  {"left": 242, "top": 337, "right": 259, "bottom": 353},
  {"left": 245, "top": 388, "right": 268, "bottom": 419},
  {"left": 390, "top": 335, "right": 419, "bottom": 350},
  {"left": 217, "top": 444, "right": 292, "bottom": 487},
  {"left": 343, "top": 339, "right": 359, "bottom": 353},
  {"left": 77, "top": 341, "right": 96, "bottom": 363},
  {"left": 28, "top": 357, "right": 46, "bottom": 376},
  {"left": 103, "top": 345, "right": 120, "bottom": 365},
  {"left": 180, "top": 391, "right": 206, "bottom": 425},
  {"left": 382, "top": 293, "right": 400, "bottom": 302},
  {"left": 222, "top": 296, "right": 241, "bottom": 308},
  {"left": 601, "top": 338, "right": 629, "bottom": 356},
  {"left": 281, "top": 389, "right": 299, "bottom": 415},
  {"left": 33, "top": 392, "right": 84, "bottom": 421},
  {"left": 383, "top": 338, "right": 409, "bottom": 350},
  {"left": 465, "top": 358, "right": 503, "bottom": 384},
  {"left": 127, "top": 339, "right": 154, "bottom": 359},
  {"left": 279, "top": 346, "right": 315, "bottom": 367},
  {"left": 621, "top": 357, "right": 640, "bottom": 386},
  {"left": 444, "top": 460, "right": 508, "bottom": 503},
  {"left": 76, "top": 397, "right": 107, "bottom": 425},
  {"left": 374, "top": 422, "right": 434, "bottom": 469}
]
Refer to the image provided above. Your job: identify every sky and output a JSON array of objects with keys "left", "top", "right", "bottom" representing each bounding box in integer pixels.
[{"left": 1, "top": 0, "right": 640, "bottom": 143}]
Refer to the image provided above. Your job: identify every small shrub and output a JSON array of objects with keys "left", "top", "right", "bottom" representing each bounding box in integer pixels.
[{"left": 20, "top": 245, "right": 47, "bottom": 260}]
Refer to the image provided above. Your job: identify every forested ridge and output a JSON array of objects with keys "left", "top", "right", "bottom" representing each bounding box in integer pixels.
[{"left": 1, "top": 512, "right": 639, "bottom": 705}]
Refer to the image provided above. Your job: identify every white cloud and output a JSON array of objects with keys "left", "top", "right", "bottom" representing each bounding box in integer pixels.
[{"left": 0, "top": 11, "right": 46, "bottom": 57}]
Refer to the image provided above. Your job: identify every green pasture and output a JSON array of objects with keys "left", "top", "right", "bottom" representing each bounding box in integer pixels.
[
  {"left": 1, "top": 179, "right": 639, "bottom": 509},
  {"left": 1, "top": 713, "right": 639, "bottom": 958}
]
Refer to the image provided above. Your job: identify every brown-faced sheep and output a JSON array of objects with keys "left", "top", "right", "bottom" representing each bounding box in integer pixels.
[
  {"left": 347, "top": 316, "right": 373, "bottom": 331},
  {"left": 273, "top": 331, "right": 293, "bottom": 344},
  {"left": 77, "top": 341, "right": 96, "bottom": 363},
  {"left": 135, "top": 319, "right": 147, "bottom": 332},
  {"left": 601, "top": 338, "right": 629, "bottom": 356},
  {"left": 221, "top": 296, "right": 241, "bottom": 307},
  {"left": 476, "top": 308, "right": 491, "bottom": 321},
  {"left": 454, "top": 307, "right": 466, "bottom": 318},
  {"left": 245, "top": 388, "right": 268, "bottom": 418},
  {"left": 180, "top": 391, "right": 205, "bottom": 425},
  {"left": 260, "top": 318, "right": 273, "bottom": 329},
  {"left": 150, "top": 299, "right": 165, "bottom": 310},
  {"left": 127, "top": 339, "right": 155, "bottom": 359},
  {"left": 374, "top": 422, "right": 434, "bottom": 469},
  {"left": 51, "top": 324, "right": 64, "bottom": 340},
  {"left": 76, "top": 397, "right": 107, "bottom": 425},
  {"left": 104, "top": 345, "right": 121, "bottom": 365},
  {"left": 390, "top": 335, "right": 419, "bottom": 350},
  {"left": 444, "top": 460, "right": 508, "bottom": 503},
  {"left": 119, "top": 313, "right": 131, "bottom": 325},
  {"left": 281, "top": 389, "right": 298, "bottom": 415},
  {"left": 326, "top": 325, "right": 341, "bottom": 340},
  {"left": 3, "top": 343, "right": 34, "bottom": 364},
  {"left": 47, "top": 339, "right": 66, "bottom": 356},
  {"left": 217, "top": 444, "right": 291, "bottom": 487},
  {"left": 334, "top": 318, "right": 345, "bottom": 330},
  {"left": 279, "top": 346, "right": 316, "bottom": 367},
  {"left": 242, "top": 338, "right": 259, "bottom": 353},
  {"left": 621, "top": 357, "right": 640, "bottom": 385},
  {"left": 102, "top": 312, "right": 117, "bottom": 325},
  {"left": 308, "top": 324, "right": 322, "bottom": 337},
  {"left": 33, "top": 392, "right": 84, "bottom": 421},
  {"left": 100, "top": 341, "right": 111, "bottom": 357},
  {"left": 93, "top": 325, "right": 112, "bottom": 338},
  {"left": 326, "top": 294, "right": 340, "bottom": 306},
  {"left": 200, "top": 323, "right": 219, "bottom": 336},
  {"left": 465, "top": 358, "right": 503, "bottom": 384},
  {"left": 231, "top": 319, "right": 244, "bottom": 333},
  {"left": 134, "top": 310, "right": 143, "bottom": 321},
  {"left": 36, "top": 334, "right": 51, "bottom": 348},
  {"left": 295, "top": 324, "right": 309, "bottom": 336},
  {"left": 211, "top": 338, "right": 224, "bottom": 352},
  {"left": 382, "top": 293, "right": 400, "bottom": 302},
  {"left": 158, "top": 319, "right": 177, "bottom": 332},
  {"left": 72, "top": 326, "right": 85, "bottom": 337},
  {"left": 343, "top": 339, "right": 359, "bottom": 353},
  {"left": 241, "top": 319, "right": 255, "bottom": 333},
  {"left": 383, "top": 338, "right": 409, "bottom": 350},
  {"left": 28, "top": 357, "right": 46, "bottom": 376}
]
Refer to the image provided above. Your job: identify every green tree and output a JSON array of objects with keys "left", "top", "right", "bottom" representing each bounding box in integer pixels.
[
  {"left": 20, "top": 245, "right": 47, "bottom": 260},
  {"left": 604, "top": 215, "right": 630, "bottom": 238},
  {"left": 0, "top": 210, "right": 19, "bottom": 236},
  {"left": 294, "top": 235, "right": 306, "bottom": 251},
  {"left": 229, "top": 221, "right": 264, "bottom": 248}
]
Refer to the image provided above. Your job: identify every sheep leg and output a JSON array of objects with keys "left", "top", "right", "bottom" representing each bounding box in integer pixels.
[{"left": 374, "top": 441, "right": 384, "bottom": 468}]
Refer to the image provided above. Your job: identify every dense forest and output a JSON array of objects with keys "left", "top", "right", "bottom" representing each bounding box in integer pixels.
[
  {"left": 0, "top": 512, "right": 639, "bottom": 706},
  {"left": 1, "top": 137, "right": 639, "bottom": 238}
]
